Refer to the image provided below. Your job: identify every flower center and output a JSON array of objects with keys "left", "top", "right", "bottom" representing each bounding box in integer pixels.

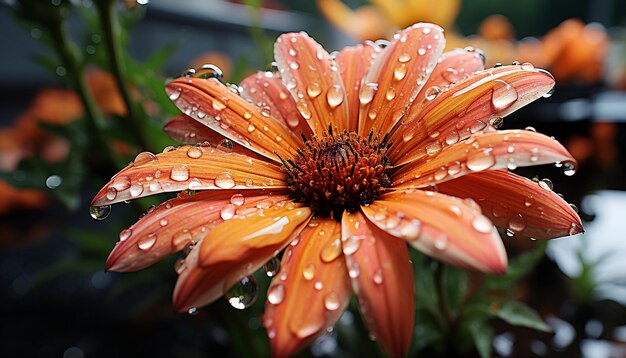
[{"left": 282, "top": 130, "right": 392, "bottom": 219}]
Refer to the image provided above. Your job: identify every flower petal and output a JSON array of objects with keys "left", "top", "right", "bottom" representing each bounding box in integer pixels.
[
  {"left": 362, "top": 190, "right": 508, "bottom": 273},
  {"left": 437, "top": 171, "right": 583, "bottom": 239},
  {"left": 275, "top": 32, "right": 349, "bottom": 136},
  {"left": 335, "top": 43, "right": 379, "bottom": 131},
  {"left": 392, "top": 129, "right": 575, "bottom": 189},
  {"left": 424, "top": 47, "right": 486, "bottom": 91},
  {"left": 342, "top": 211, "right": 414, "bottom": 356},
  {"left": 164, "top": 114, "right": 261, "bottom": 157},
  {"left": 166, "top": 77, "right": 302, "bottom": 161},
  {"left": 240, "top": 71, "right": 313, "bottom": 138},
  {"left": 358, "top": 23, "right": 446, "bottom": 136},
  {"left": 263, "top": 217, "right": 351, "bottom": 358},
  {"left": 389, "top": 64, "right": 555, "bottom": 165},
  {"left": 106, "top": 190, "right": 288, "bottom": 272},
  {"left": 91, "top": 145, "right": 286, "bottom": 206},
  {"left": 173, "top": 201, "right": 311, "bottom": 312}
]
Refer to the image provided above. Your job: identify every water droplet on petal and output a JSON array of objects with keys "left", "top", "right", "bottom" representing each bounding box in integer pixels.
[
  {"left": 187, "top": 307, "right": 199, "bottom": 315},
  {"left": 89, "top": 205, "right": 111, "bottom": 220},
  {"left": 434, "top": 234, "right": 448, "bottom": 250},
  {"left": 417, "top": 47, "right": 427, "bottom": 56},
  {"left": 220, "top": 205, "right": 236, "bottom": 220},
  {"left": 359, "top": 83, "right": 377, "bottom": 104},
  {"left": 226, "top": 275, "right": 258, "bottom": 310},
  {"left": 467, "top": 149, "right": 496, "bottom": 172},
  {"left": 442, "top": 67, "right": 462, "bottom": 83},
  {"left": 508, "top": 215, "right": 526, "bottom": 232},
  {"left": 267, "top": 284, "right": 285, "bottom": 305},
  {"left": 398, "top": 53, "right": 411, "bottom": 63},
  {"left": 129, "top": 183, "right": 144, "bottom": 198},
  {"left": 119, "top": 228, "right": 132, "bottom": 242},
  {"left": 186, "top": 147, "right": 202, "bottom": 159},
  {"left": 506, "top": 229, "right": 515, "bottom": 237},
  {"left": 342, "top": 235, "right": 361, "bottom": 255},
  {"left": 491, "top": 80, "right": 518, "bottom": 111},
  {"left": 296, "top": 100, "right": 312, "bottom": 119},
  {"left": 170, "top": 165, "right": 190, "bottom": 181},
  {"left": 106, "top": 187, "right": 117, "bottom": 201},
  {"left": 472, "top": 215, "right": 493, "bottom": 233},
  {"left": 326, "top": 85, "right": 344, "bottom": 108},
  {"left": 562, "top": 160, "right": 577, "bottom": 176},
  {"left": 215, "top": 172, "right": 236, "bottom": 189},
  {"left": 303, "top": 263, "right": 316, "bottom": 280},
  {"left": 264, "top": 257, "right": 281, "bottom": 277},
  {"left": 321, "top": 238, "right": 342, "bottom": 262},
  {"left": 372, "top": 269, "right": 384, "bottom": 285},
  {"left": 394, "top": 65, "right": 407, "bottom": 80},
  {"left": 230, "top": 194, "right": 245, "bottom": 206},
  {"left": 138, "top": 235, "right": 156, "bottom": 250},
  {"left": 324, "top": 292, "right": 340, "bottom": 311},
  {"left": 539, "top": 178, "right": 553, "bottom": 191},
  {"left": 307, "top": 82, "right": 322, "bottom": 98},
  {"left": 524, "top": 196, "right": 534, "bottom": 207},
  {"left": 134, "top": 151, "right": 157, "bottom": 166}
]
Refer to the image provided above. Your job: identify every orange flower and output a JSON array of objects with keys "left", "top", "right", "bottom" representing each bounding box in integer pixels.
[{"left": 91, "top": 23, "right": 582, "bottom": 357}]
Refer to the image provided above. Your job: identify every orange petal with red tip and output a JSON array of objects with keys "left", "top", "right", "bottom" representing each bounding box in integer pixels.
[
  {"left": 362, "top": 190, "right": 508, "bottom": 273},
  {"left": 91, "top": 145, "right": 286, "bottom": 206},
  {"left": 264, "top": 218, "right": 351, "bottom": 358},
  {"left": 358, "top": 23, "right": 446, "bottom": 136},
  {"left": 392, "top": 129, "right": 575, "bottom": 189},
  {"left": 166, "top": 77, "right": 301, "bottom": 161},
  {"left": 240, "top": 71, "right": 313, "bottom": 138},
  {"left": 274, "top": 32, "right": 349, "bottom": 136},
  {"left": 438, "top": 170, "right": 583, "bottom": 239},
  {"left": 335, "top": 44, "right": 379, "bottom": 131},
  {"left": 389, "top": 64, "right": 555, "bottom": 165},
  {"left": 173, "top": 201, "right": 311, "bottom": 312},
  {"left": 106, "top": 190, "right": 288, "bottom": 272},
  {"left": 342, "top": 211, "right": 414, "bottom": 356}
]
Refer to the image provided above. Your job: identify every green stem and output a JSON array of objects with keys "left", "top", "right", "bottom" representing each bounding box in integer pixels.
[
  {"left": 436, "top": 264, "right": 453, "bottom": 326},
  {"left": 96, "top": 0, "right": 148, "bottom": 149},
  {"left": 48, "top": 19, "right": 124, "bottom": 168}
]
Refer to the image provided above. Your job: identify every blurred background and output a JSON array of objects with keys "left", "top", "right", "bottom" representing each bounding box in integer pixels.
[{"left": 1, "top": 0, "right": 626, "bottom": 357}]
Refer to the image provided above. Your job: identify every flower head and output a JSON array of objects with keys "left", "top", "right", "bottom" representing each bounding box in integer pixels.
[{"left": 91, "top": 23, "right": 582, "bottom": 357}]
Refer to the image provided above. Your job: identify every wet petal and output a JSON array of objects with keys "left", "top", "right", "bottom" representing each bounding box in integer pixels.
[
  {"left": 91, "top": 145, "right": 286, "bottom": 206},
  {"left": 240, "top": 71, "right": 313, "bottom": 137},
  {"left": 342, "top": 211, "right": 414, "bottom": 356},
  {"left": 166, "top": 77, "right": 302, "bottom": 161},
  {"left": 438, "top": 170, "right": 583, "bottom": 239},
  {"left": 275, "top": 32, "right": 349, "bottom": 136},
  {"left": 264, "top": 218, "right": 351, "bottom": 358},
  {"left": 389, "top": 64, "right": 555, "bottom": 165},
  {"left": 358, "top": 23, "right": 446, "bottom": 136},
  {"left": 362, "top": 190, "right": 508, "bottom": 273},
  {"left": 335, "top": 44, "right": 379, "bottom": 131},
  {"left": 393, "top": 129, "right": 575, "bottom": 189},
  {"left": 106, "top": 190, "right": 288, "bottom": 272},
  {"left": 424, "top": 48, "right": 486, "bottom": 90},
  {"left": 173, "top": 201, "right": 311, "bottom": 312}
]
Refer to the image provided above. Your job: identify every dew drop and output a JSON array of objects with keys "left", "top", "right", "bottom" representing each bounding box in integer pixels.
[
  {"left": 491, "top": 80, "right": 518, "bottom": 111},
  {"left": 434, "top": 234, "right": 448, "bottom": 250},
  {"left": 342, "top": 235, "right": 361, "bottom": 255},
  {"left": 525, "top": 126, "right": 537, "bottom": 132},
  {"left": 562, "top": 160, "right": 577, "bottom": 176},
  {"left": 264, "top": 257, "right": 281, "bottom": 277},
  {"left": 220, "top": 205, "right": 236, "bottom": 220},
  {"left": 372, "top": 269, "right": 384, "bottom": 285},
  {"left": 296, "top": 100, "right": 312, "bottom": 119},
  {"left": 110, "top": 176, "right": 131, "bottom": 191},
  {"left": 168, "top": 88, "right": 181, "bottom": 100},
  {"left": 230, "top": 193, "right": 245, "bottom": 206},
  {"left": 508, "top": 215, "right": 526, "bottom": 232},
  {"left": 442, "top": 67, "right": 462, "bottom": 83},
  {"left": 359, "top": 83, "right": 377, "bottom": 104},
  {"left": 424, "top": 86, "right": 441, "bottom": 101},
  {"left": 170, "top": 165, "right": 190, "bottom": 182},
  {"left": 394, "top": 65, "right": 407, "bottom": 81},
  {"left": 226, "top": 276, "right": 258, "bottom": 310},
  {"left": 186, "top": 147, "right": 202, "bottom": 159},
  {"left": 187, "top": 307, "right": 199, "bottom": 315},
  {"left": 320, "top": 238, "right": 342, "bottom": 263},
  {"left": 398, "top": 53, "right": 411, "bottom": 63},
  {"left": 119, "top": 228, "right": 132, "bottom": 242},
  {"left": 212, "top": 99, "right": 226, "bottom": 111},
  {"left": 472, "top": 215, "right": 493, "bottom": 233},
  {"left": 89, "top": 205, "right": 111, "bottom": 220},
  {"left": 307, "top": 82, "right": 322, "bottom": 98},
  {"left": 134, "top": 151, "right": 157, "bottom": 166},
  {"left": 426, "top": 142, "right": 441, "bottom": 156},
  {"left": 324, "top": 292, "right": 340, "bottom": 311},
  {"left": 215, "top": 172, "right": 236, "bottom": 189},
  {"left": 326, "top": 85, "right": 344, "bottom": 108},
  {"left": 490, "top": 117, "right": 504, "bottom": 129},
  {"left": 138, "top": 235, "right": 156, "bottom": 250},
  {"left": 524, "top": 196, "right": 534, "bottom": 207},
  {"left": 348, "top": 261, "right": 360, "bottom": 278},
  {"left": 106, "top": 187, "right": 117, "bottom": 201},
  {"left": 467, "top": 149, "right": 496, "bottom": 172},
  {"left": 303, "top": 263, "right": 316, "bottom": 280},
  {"left": 417, "top": 47, "right": 427, "bottom": 56},
  {"left": 267, "top": 284, "right": 285, "bottom": 305},
  {"left": 505, "top": 229, "right": 515, "bottom": 237},
  {"left": 445, "top": 131, "right": 460, "bottom": 145},
  {"left": 129, "top": 183, "right": 144, "bottom": 198},
  {"left": 538, "top": 178, "right": 553, "bottom": 191}
]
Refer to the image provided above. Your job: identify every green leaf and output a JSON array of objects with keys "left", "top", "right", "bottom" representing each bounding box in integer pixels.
[
  {"left": 493, "top": 301, "right": 552, "bottom": 332},
  {"left": 466, "top": 319, "right": 493, "bottom": 358},
  {"left": 411, "top": 307, "right": 442, "bottom": 353}
]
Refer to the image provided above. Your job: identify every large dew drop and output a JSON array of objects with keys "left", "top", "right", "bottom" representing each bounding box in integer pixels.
[
  {"left": 89, "top": 205, "right": 111, "bottom": 220},
  {"left": 491, "top": 80, "right": 518, "bottom": 111},
  {"left": 215, "top": 172, "right": 236, "bottom": 189},
  {"left": 267, "top": 284, "right": 285, "bottom": 305},
  {"left": 326, "top": 85, "right": 344, "bottom": 108},
  {"left": 467, "top": 149, "right": 496, "bottom": 172},
  {"left": 133, "top": 151, "right": 157, "bottom": 166},
  {"left": 170, "top": 165, "right": 190, "bottom": 182},
  {"left": 226, "top": 275, "right": 258, "bottom": 310},
  {"left": 263, "top": 257, "right": 281, "bottom": 277}
]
